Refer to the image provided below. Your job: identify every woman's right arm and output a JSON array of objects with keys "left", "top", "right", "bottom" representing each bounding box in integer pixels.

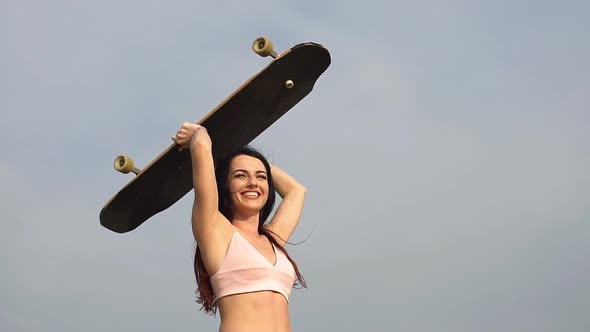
[
  {"left": 173, "top": 123, "right": 233, "bottom": 275},
  {"left": 172, "top": 123, "right": 227, "bottom": 244},
  {"left": 189, "top": 128, "right": 219, "bottom": 242}
]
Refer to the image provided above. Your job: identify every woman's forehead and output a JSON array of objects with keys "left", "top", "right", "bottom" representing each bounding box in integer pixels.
[{"left": 230, "top": 154, "right": 265, "bottom": 171}]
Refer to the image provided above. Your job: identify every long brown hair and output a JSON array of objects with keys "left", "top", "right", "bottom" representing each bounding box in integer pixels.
[{"left": 193, "top": 146, "right": 307, "bottom": 315}]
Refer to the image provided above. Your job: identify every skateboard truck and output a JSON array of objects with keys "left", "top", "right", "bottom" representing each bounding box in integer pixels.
[
  {"left": 114, "top": 155, "right": 141, "bottom": 175},
  {"left": 253, "top": 37, "right": 295, "bottom": 89},
  {"left": 252, "top": 36, "right": 278, "bottom": 58}
]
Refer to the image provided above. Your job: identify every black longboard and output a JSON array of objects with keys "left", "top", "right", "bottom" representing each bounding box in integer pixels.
[{"left": 99, "top": 38, "right": 331, "bottom": 233}]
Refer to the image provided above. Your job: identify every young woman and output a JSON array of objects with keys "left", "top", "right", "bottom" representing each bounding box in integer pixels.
[{"left": 172, "top": 122, "right": 307, "bottom": 332}]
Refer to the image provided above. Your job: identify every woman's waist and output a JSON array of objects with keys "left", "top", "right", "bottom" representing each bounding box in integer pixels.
[{"left": 218, "top": 291, "right": 291, "bottom": 332}]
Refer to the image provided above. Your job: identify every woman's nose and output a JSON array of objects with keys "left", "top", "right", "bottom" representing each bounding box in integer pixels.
[{"left": 246, "top": 177, "right": 258, "bottom": 187}]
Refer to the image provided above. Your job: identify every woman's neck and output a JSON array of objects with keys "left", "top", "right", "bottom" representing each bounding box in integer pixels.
[{"left": 231, "top": 213, "right": 260, "bottom": 237}]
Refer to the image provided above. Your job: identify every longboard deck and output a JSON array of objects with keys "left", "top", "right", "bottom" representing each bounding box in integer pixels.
[{"left": 100, "top": 42, "right": 331, "bottom": 233}]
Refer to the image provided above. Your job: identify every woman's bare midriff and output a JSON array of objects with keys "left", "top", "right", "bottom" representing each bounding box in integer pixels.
[{"left": 217, "top": 290, "right": 291, "bottom": 332}]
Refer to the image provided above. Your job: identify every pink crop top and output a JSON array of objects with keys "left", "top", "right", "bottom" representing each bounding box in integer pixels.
[{"left": 210, "top": 230, "right": 296, "bottom": 303}]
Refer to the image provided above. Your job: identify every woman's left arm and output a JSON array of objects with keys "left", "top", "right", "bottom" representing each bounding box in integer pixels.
[{"left": 265, "top": 165, "right": 307, "bottom": 246}]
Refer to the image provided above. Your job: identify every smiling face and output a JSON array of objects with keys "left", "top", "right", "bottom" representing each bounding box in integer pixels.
[{"left": 227, "top": 154, "right": 270, "bottom": 217}]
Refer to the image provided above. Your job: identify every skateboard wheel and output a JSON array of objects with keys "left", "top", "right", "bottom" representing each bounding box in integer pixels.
[
  {"left": 285, "top": 80, "right": 294, "bottom": 89},
  {"left": 252, "top": 36, "right": 277, "bottom": 58},
  {"left": 114, "top": 155, "right": 140, "bottom": 175}
]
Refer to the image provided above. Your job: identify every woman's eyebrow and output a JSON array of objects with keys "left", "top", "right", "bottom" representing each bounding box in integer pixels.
[{"left": 231, "top": 169, "right": 266, "bottom": 174}]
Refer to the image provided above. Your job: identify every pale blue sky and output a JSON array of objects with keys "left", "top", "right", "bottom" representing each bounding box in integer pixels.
[{"left": 2, "top": 1, "right": 589, "bottom": 331}]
